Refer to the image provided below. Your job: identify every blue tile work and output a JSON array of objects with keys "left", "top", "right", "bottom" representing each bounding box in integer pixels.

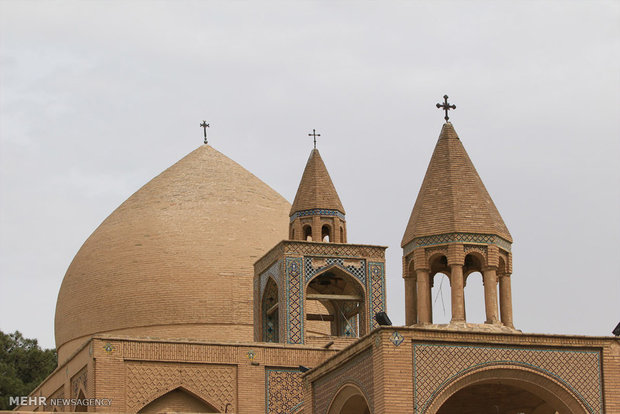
[
  {"left": 289, "top": 208, "right": 345, "bottom": 223},
  {"left": 367, "top": 262, "right": 386, "bottom": 331},
  {"left": 413, "top": 343, "right": 602, "bottom": 414},
  {"left": 403, "top": 232, "right": 512, "bottom": 256},
  {"left": 259, "top": 260, "right": 282, "bottom": 298},
  {"left": 285, "top": 257, "right": 304, "bottom": 344},
  {"left": 262, "top": 279, "right": 279, "bottom": 343},
  {"left": 304, "top": 257, "right": 366, "bottom": 284},
  {"left": 265, "top": 368, "right": 303, "bottom": 414}
]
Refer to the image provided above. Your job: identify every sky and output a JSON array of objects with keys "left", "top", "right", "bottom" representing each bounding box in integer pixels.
[{"left": 0, "top": 1, "right": 618, "bottom": 350}]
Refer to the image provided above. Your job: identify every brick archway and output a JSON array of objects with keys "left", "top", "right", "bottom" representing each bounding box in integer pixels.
[
  {"left": 326, "top": 383, "right": 371, "bottom": 414},
  {"left": 425, "top": 366, "right": 590, "bottom": 414}
]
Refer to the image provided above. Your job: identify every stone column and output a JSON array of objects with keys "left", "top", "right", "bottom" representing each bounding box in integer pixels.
[
  {"left": 312, "top": 215, "right": 321, "bottom": 242},
  {"left": 450, "top": 265, "right": 465, "bottom": 322},
  {"left": 405, "top": 276, "right": 417, "bottom": 325},
  {"left": 483, "top": 267, "right": 499, "bottom": 324},
  {"left": 416, "top": 269, "right": 431, "bottom": 324},
  {"left": 499, "top": 274, "right": 514, "bottom": 328}
]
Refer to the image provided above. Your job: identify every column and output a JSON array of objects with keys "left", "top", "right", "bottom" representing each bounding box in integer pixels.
[
  {"left": 450, "top": 265, "right": 465, "bottom": 322},
  {"left": 499, "top": 274, "right": 514, "bottom": 328},
  {"left": 312, "top": 215, "right": 321, "bottom": 242},
  {"left": 483, "top": 267, "right": 499, "bottom": 324},
  {"left": 416, "top": 269, "right": 431, "bottom": 324},
  {"left": 404, "top": 276, "right": 417, "bottom": 325}
]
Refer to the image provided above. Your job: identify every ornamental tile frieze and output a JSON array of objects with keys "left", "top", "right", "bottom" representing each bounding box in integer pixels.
[{"left": 403, "top": 232, "right": 512, "bottom": 257}]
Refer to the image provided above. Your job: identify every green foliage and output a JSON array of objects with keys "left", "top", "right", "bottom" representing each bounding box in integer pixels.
[{"left": 0, "top": 330, "right": 57, "bottom": 410}]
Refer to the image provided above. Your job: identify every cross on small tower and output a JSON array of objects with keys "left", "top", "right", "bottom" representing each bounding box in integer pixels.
[
  {"left": 200, "top": 121, "right": 210, "bottom": 144},
  {"left": 308, "top": 129, "right": 320, "bottom": 149},
  {"left": 436, "top": 95, "right": 456, "bottom": 122}
]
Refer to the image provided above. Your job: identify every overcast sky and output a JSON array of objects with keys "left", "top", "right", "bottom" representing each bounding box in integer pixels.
[{"left": 1, "top": 1, "right": 618, "bottom": 350}]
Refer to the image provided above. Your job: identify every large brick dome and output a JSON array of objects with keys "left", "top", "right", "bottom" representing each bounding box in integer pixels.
[{"left": 54, "top": 145, "right": 290, "bottom": 363}]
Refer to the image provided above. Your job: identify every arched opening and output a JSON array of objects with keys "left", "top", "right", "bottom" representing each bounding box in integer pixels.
[
  {"left": 428, "top": 254, "right": 449, "bottom": 324},
  {"left": 327, "top": 384, "right": 371, "bottom": 414},
  {"left": 428, "top": 367, "right": 588, "bottom": 414},
  {"left": 463, "top": 253, "right": 485, "bottom": 324},
  {"left": 291, "top": 228, "right": 295, "bottom": 240},
  {"left": 139, "top": 387, "right": 219, "bottom": 413},
  {"left": 74, "top": 390, "right": 87, "bottom": 412},
  {"left": 322, "top": 225, "right": 331, "bottom": 242},
  {"left": 339, "top": 226, "right": 344, "bottom": 243},
  {"left": 431, "top": 273, "right": 452, "bottom": 324},
  {"left": 306, "top": 267, "right": 366, "bottom": 339},
  {"left": 262, "top": 277, "right": 279, "bottom": 342},
  {"left": 303, "top": 225, "right": 313, "bottom": 241}
]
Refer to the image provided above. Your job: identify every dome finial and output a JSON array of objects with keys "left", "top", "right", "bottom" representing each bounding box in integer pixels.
[
  {"left": 436, "top": 95, "right": 456, "bottom": 122},
  {"left": 308, "top": 128, "right": 320, "bottom": 149},
  {"left": 200, "top": 121, "right": 210, "bottom": 144}
]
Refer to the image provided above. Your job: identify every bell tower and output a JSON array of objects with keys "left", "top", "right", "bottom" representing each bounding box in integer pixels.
[
  {"left": 254, "top": 140, "right": 386, "bottom": 345},
  {"left": 402, "top": 104, "right": 514, "bottom": 329},
  {"left": 288, "top": 148, "right": 347, "bottom": 243}
]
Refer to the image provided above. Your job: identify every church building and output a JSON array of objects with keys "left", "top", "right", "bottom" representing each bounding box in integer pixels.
[{"left": 18, "top": 103, "right": 619, "bottom": 413}]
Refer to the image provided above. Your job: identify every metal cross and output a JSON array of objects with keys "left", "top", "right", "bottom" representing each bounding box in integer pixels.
[
  {"left": 308, "top": 129, "right": 320, "bottom": 149},
  {"left": 200, "top": 121, "right": 210, "bottom": 144},
  {"left": 436, "top": 95, "right": 456, "bottom": 122}
]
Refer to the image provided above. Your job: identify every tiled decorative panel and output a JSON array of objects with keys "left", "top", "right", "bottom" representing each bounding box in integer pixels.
[
  {"left": 304, "top": 257, "right": 366, "bottom": 284},
  {"left": 125, "top": 361, "right": 236, "bottom": 412},
  {"left": 367, "top": 262, "right": 386, "bottom": 331},
  {"left": 285, "top": 257, "right": 304, "bottom": 344},
  {"left": 403, "top": 232, "right": 512, "bottom": 256},
  {"left": 265, "top": 368, "right": 303, "bottom": 414},
  {"left": 413, "top": 343, "right": 602, "bottom": 414},
  {"left": 290, "top": 208, "right": 345, "bottom": 222}
]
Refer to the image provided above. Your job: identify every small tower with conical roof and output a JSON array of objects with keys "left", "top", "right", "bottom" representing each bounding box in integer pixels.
[
  {"left": 254, "top": 144, "right": 386, "bottom": 346},
  {"left": 402, "top": 119, "right": 514, "bottom": 329},
  {"left": 289, "top": 149, "right": 347, "bottom": 243}
]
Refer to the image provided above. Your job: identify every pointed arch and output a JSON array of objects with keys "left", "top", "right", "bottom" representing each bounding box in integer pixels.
[
  {"left": 262, "top": 277, "right": 279, "bottom": 342},
  {"left": 138, "top": 386, "right": 219, "bottom": 413},
  {"left": 306, "top": 266, "right": 367, "bottom": 338}
]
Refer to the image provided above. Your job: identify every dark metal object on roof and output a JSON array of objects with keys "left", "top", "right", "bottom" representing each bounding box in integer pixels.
[
  {"left": 200, "top": 121, "right": 210, "bottom": 144},
  {"left": 308, "top": 129, "right": 320, "bottom": 149},
  {"left": 436, "top": 95, "right": 456, "bottom": 122}
]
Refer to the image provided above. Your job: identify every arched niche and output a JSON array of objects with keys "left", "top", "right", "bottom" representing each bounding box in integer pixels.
[
  {"left": 306, "top": 266, "right": 366, "bottom": 338},
  {"left": 463, "top": 253, "right": 485, "bottom": 323},
  {"left": 138, "top": 387, "right": 219, "bottom": 413},
  {"left": 427, "top": 366, "right": 589, "bottom": 414},
  {"left": 327, "top": 384, "right": 371, "bottom": 414},
  {"left": 261, "top": 277, "right": 279, "bottom": 342}
]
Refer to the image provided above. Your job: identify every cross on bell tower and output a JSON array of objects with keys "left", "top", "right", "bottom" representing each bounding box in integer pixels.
[
  {"left": 436, "top": 95, "right": 456, "bottom": 122},
  {"left": 308, "top": 129, "right": 320, "bottom": 149}
]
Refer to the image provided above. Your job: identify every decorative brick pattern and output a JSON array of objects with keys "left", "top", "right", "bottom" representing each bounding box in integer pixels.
[
  {"left": 313, "top": 348, "right": 374, "bottom": 414},
  {"left": 290, "top": 209, "right": 345, "bottom": 223},
  {"left": 304, "top": 257, "right": 366, "bottom": 284},
  {"left": 286, "top": 257, "right": 304, "bottom": 344},
  {"left": 463, "top": 244, "right": 488, "bottom": 257},
  {"left": 284, "top": 241, "right": 385, "bottom": 260},
  {"left": 265, "top": 368, "right": 304, "bottom": 414},
  {"left": 46, "top": 386, "right": 64, "bottom": 412},
  {"left": 413, "top": 343, "right": 602, "bottom": 414},
  {"left": 368, "top": 262, "right": 386, "bottom": 331},
  {"left": 71, "top": 366, "right": 87, "bottom": 398},
  {"left": 125, "top": 361, "right": 235, "bottom": 412},
  {"left": 403, "top": 232, "right": 512, "bottom": 256}
]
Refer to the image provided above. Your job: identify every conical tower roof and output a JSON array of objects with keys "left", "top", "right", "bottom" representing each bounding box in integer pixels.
[
  {"left": 55, "top": 145, "right": 290, "bottom": 362},
  {"left": 290, "top": 149, "right": 345, "bottom": 215},
  {"left": 401, "top": 123, "right": 512, "bottom": 247}
]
